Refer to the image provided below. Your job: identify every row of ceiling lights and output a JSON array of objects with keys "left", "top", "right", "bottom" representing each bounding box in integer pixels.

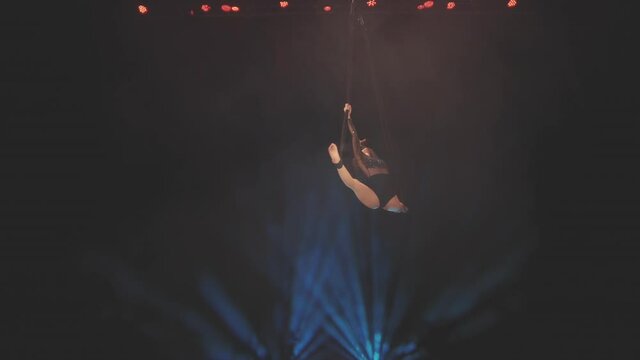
[{"left": 137, "top": 1, "right": 518, "bottom": 15}]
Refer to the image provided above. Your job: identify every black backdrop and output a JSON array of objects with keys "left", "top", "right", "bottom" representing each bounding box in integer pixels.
[{"left": 3, "top": 1, "right": 637, "bottom": 359}]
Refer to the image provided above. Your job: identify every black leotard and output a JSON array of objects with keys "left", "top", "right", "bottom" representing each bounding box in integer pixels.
[{"left": 360, "top": 173, "right": 396, "bottom": 208}]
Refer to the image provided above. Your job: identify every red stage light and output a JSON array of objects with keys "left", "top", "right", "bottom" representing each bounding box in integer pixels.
[
  {"left": 446, "top": 1, "right": 456, "bottom": 10},
  {"left": 280, "top": 1, "right": 289, "bottom": 8},
  {"left": 323, "top": 5, "right": 332, "bottom": 12},
  {"left": 507, "top": 0, "right": 517, "bottom": 8},
  {"left": 190, "top": 9, "right": 195, "bottom": 15},
  {"left": 424, "top": 1, "right": 434, "bottom": 8},
  {"left": 221, "top": 4, "right": 231, "bottom": 12},
  {"left": 137, "top": 5, "right": 148, "bottom": 15},
  {"left": 201, "top": 4, "right": 211, "bottom": 12},
  {"left": 231, "top": 6, "right": 240, "bottom": 12},
  {"left": 417, "top": 4, "right": 425, "bottom": 10},
  {"left": 367, "top": 0, "right": 377, "bottom": 7}
]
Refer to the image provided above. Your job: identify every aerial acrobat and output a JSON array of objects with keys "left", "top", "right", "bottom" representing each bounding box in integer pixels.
[{"left": 328, "top": 103, "right": 408, "bottom": 213}]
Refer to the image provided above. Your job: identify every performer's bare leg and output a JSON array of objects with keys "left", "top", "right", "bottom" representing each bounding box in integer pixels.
[{"left": 328, "top": 143, "right": 380, "bottom": 209}]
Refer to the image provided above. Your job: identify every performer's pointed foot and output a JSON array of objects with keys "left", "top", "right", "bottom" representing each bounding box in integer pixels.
[{"left": 328, "top": 143, "right": 341, "bottom": 164}]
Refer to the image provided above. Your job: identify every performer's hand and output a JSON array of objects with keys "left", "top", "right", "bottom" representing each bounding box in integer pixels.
[{"left": 343, "top": 103, "right": 352, "bottom": 118}]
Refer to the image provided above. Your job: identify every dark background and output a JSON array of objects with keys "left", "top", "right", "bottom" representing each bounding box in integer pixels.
[{"left": 2, "top": 0, "right": 637, "bottom": 359}]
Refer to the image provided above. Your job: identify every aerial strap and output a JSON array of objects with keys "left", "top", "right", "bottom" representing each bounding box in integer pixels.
[
  {"left": 357, "top": 14, "right": 395, "bottom": 167},
  {"left": 357, "top": 13, "right": 408, "bottom": 200},
  {"left": 339, "top": 0, "right": 358, "bottom": 158}
]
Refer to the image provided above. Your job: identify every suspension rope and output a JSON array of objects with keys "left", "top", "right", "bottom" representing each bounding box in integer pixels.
[
  {"left": 357, "top": 13, "right": 408, "bottom": 199},
  {"left": 339, "top": 0, "right": 358, "bottom": 158},
  {"left": 357, "top": 14, "right": 394, "bottom": 166}
]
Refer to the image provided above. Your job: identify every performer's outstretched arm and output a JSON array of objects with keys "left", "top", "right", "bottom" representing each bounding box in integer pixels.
[{"left": 343, "top": 103, "right": 370, "bottom": 177}]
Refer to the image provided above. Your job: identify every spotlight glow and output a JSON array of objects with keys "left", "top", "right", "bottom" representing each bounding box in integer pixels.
[
  {"left": 417, "top": 4, "right": 425, "bottom": 10},
  {"left": 221, "top": 4, "right": 231, "bottom": 12},
  {"left": 507, "top": 0, "right": 517, "bottom": 8},
  {"left": 323, "top": 5, "right": 332, "bottom": 12},
  {"left": 280, "top": 1, "right": 289, "bottom": 8},
  {"left": 424, "top": 1, "right": 434, "bottom": 8},
  {"left": 367, "top": 0, "right": 377, "bottom": 7},
  {"left": 200, "top": 4, "right": 211, "bottom": 12},
  {"left": 137, "top": 4, "right": 148, "bottom": 15},
  {"left": 231, "top": 6, "right": 240, "bottom": 12},
  {"left": 447, "top": 1, "right": 456, "bottom": 9}
]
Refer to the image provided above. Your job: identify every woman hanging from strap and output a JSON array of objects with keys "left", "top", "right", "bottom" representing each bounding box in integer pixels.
[{"left": 328, "top": 103, "right": 408, "bottom": 213}]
